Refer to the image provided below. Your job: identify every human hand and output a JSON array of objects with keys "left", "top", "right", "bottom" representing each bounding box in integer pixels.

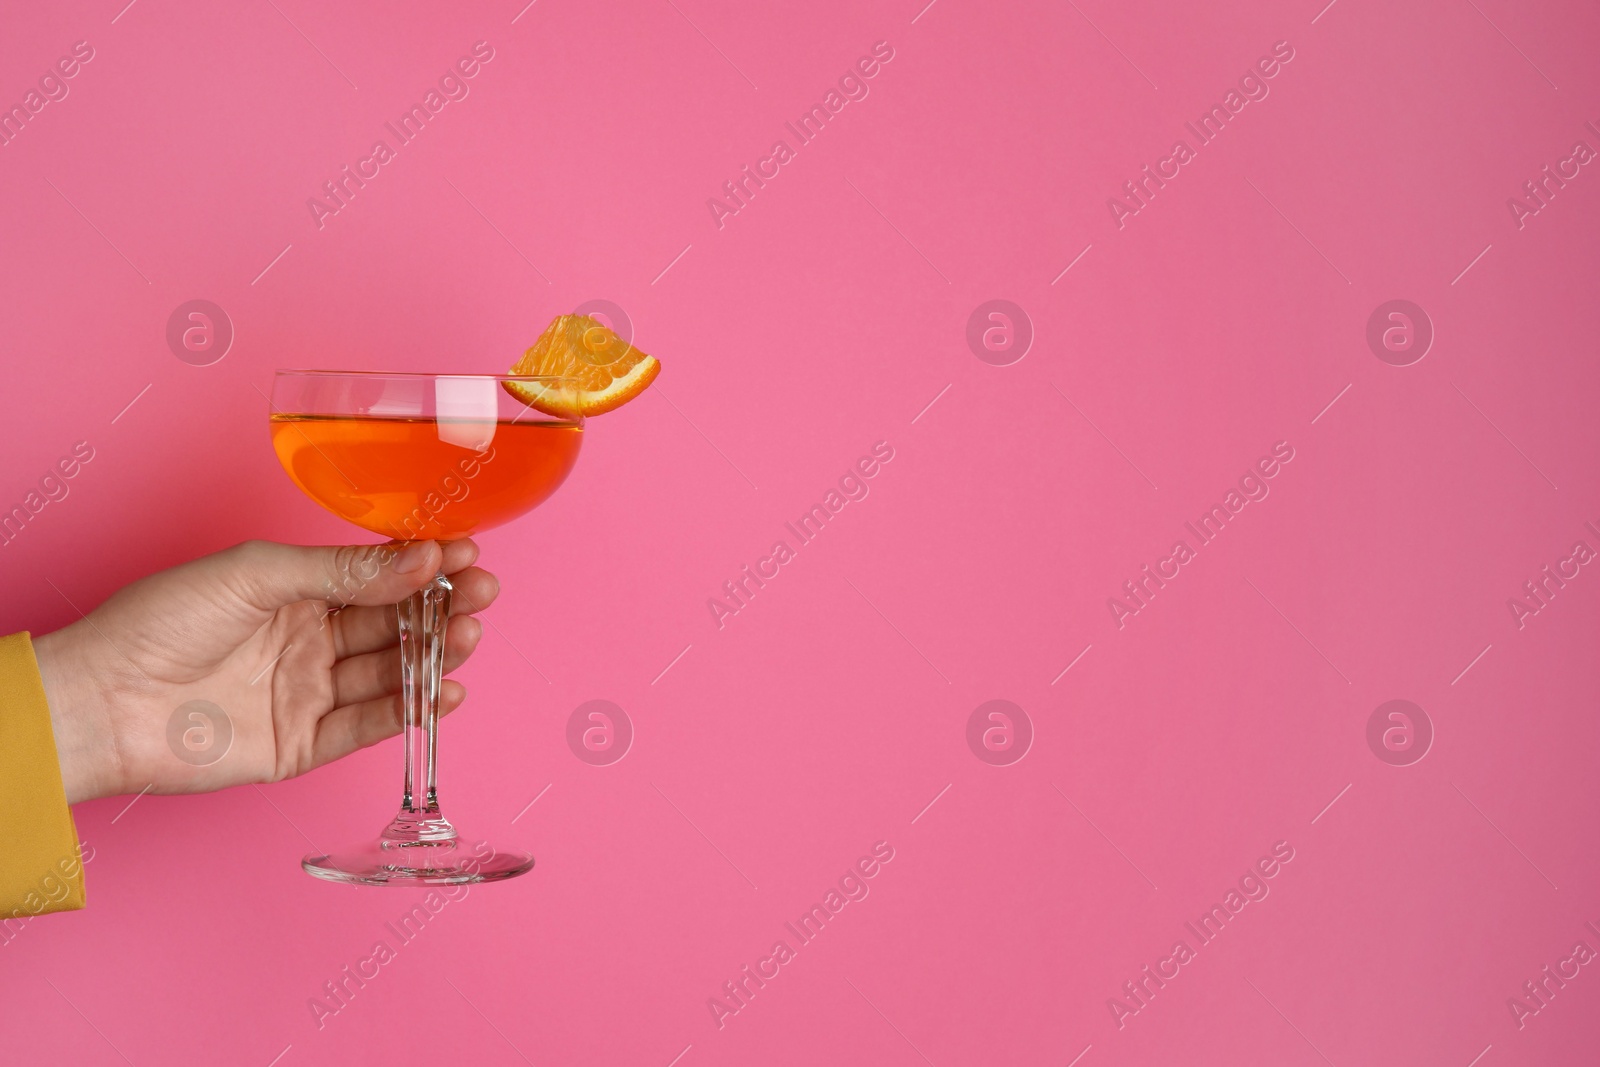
[{"left": 31, "top": 539, "right": 498, "bottom": 804}]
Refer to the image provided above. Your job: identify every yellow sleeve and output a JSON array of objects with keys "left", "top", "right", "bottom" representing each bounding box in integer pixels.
[{"left": 0, "top": 632, "right": 86, "bottom": 920}]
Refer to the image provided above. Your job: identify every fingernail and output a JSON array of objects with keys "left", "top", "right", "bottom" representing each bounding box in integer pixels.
[{"left": 395, "top": 540, "right": 435, "bottom": 574}]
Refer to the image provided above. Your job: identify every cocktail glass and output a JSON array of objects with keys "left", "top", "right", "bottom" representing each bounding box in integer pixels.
[{"left": 269, "top": 371, "right": 583, "bottom": 885}]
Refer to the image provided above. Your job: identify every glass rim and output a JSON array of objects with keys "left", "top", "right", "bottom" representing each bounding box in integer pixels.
[{"left": 274, "top": 369, "right": 581, "bottom": 385}]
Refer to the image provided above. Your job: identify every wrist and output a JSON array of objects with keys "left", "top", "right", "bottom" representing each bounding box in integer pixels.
[{"left": 33, "top": 626, "right": 123, "bottom": 804}]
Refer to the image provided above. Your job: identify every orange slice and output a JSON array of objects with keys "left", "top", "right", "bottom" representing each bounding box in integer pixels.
[{"left": 505, "top": 314, "right": 660, "bottom": 417}]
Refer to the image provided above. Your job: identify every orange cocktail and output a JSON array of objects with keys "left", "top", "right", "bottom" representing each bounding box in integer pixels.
[
  {"left": 269, "top": 317, "right": 659, "bottom": 888},
  {"left": 270, "top": 414, "right": 581, "bottom": 541},
  {"left": 269, "top": 371, "right": 589, "bottom": 887}
]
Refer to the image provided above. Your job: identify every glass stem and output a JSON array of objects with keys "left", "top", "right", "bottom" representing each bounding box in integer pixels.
[{"left": 387, "top": 571, "right": 455, "bottom": 843}]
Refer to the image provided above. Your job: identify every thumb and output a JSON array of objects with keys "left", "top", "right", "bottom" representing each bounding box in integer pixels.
[{"left": 227, "top": 540, "right": 442, "bottom": 610}]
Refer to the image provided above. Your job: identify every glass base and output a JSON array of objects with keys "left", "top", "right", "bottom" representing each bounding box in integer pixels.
[{"left": 302, "top": 813, "right": 534, "bottom": 887}]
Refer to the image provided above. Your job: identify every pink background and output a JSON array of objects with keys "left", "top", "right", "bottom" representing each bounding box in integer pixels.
[{"left": 3, "top": 0, "right": 1599, "bottom": 1064}]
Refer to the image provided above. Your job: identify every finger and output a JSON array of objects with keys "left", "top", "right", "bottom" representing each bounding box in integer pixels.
[
  {"left": 330, "top": 616, "right": 482, "bottom": 707},
  {"left": 311, "top": 681, "right": 468, "bottom": 769},
  {"left": 223, "top": 539, "right": 444, "bottom": 612},
  {"left": 445, "top": 567, "right": 501, "bottom": 615},
  {"left": 439, "top": 538, "right": 480, "bottom": 574},
  {"left": 328, "top": 567, "right": 501, "bottom": 657}
]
